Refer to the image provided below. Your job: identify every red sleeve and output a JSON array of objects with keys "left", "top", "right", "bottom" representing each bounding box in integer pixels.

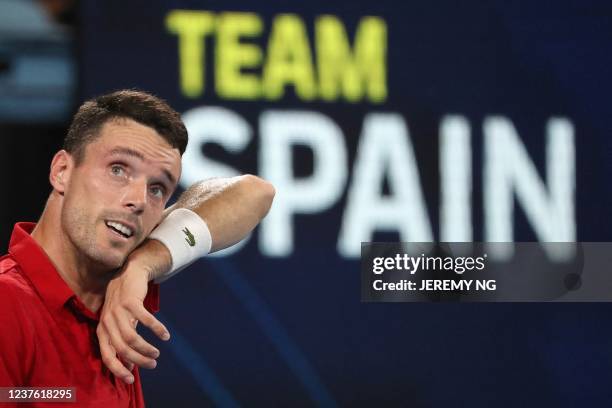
[{"left": 143, "top": 281, "right": 159, "bottom": 314}]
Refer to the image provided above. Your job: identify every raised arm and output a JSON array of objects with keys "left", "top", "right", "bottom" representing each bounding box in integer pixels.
[{"left": 97, "top": 175, "right": 274, "bottom": 384}]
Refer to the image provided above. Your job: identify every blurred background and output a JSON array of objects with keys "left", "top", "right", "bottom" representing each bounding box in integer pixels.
[{"left": 2, "top": 0, "right": 612, "bottom": 406}]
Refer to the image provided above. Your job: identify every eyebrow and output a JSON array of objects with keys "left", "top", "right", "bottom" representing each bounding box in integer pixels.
[{"left": 108, "top": 147, "right": 176, "bottom": 186}]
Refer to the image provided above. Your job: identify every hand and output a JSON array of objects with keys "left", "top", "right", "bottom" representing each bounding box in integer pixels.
[{"left": 97, "top": 240, "right": 172, "bottom": 384}]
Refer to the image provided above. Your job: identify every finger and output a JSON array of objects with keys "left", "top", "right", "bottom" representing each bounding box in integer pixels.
[
  {"left": 116, "top": 346, "right": 135, "bottom": 371},
  {"left": 115, "top": 341, "right": 135, "bottom": 372},
  {"left": 105, "top": 311, "right": 158, "bottom": 369},
  {"left": 115, "top": 310, "right": 161, "bottom": 359},
  {"left": 128, "top": 303, "right": 170, "bottom": 341},
  {"left": 113, "top": 322, "right": 137, "bottom": 371},
  {"left": 97, "top": 324, "right": 135, "bottom": 384}
]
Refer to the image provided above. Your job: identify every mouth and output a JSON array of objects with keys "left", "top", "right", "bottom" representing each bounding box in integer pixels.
[{"left": 105, "top": 220, "right": 135, "bottom": 239}]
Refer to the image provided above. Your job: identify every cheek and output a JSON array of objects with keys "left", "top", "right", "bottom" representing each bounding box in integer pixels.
[
  {"left": 84, "top": 170, "right": 122, "bottom": 204},
  {"left": 68, "top": 168, "right": 101, "bottom": 194},
  {"left": 65, "top": 172, "right": 113, "bottom": 217},
  {"left": 64, "top": 176, "right": 90, "bottom": 209}
]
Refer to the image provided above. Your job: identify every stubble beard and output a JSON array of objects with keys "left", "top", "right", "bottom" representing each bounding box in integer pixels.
[{"left": 62, "top": 205, "right": 128, "bottom": 272}]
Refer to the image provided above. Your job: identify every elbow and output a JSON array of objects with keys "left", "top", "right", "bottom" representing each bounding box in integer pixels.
[{"left": 241, "top": 174, "right": 276, "bottom": 216}]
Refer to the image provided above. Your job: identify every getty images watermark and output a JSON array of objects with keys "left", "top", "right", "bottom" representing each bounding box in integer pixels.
[
  {"left": 372, "top": 251, "right": 491, "bottom": 292},
  {"left": 361, "top": 242, "right": 612, "bottom": 302}
]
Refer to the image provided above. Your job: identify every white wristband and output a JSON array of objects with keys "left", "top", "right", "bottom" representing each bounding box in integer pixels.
[{"left": 149, "top": 208, "right": 212, "bottom": 283}]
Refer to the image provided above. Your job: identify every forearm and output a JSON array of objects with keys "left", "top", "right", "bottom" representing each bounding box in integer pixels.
[
  {"left": 127, "top": 174, "right": 274, "bottom": 281},
  {"left": 170, "top": 174, "right": 275, "bottom": 252}
]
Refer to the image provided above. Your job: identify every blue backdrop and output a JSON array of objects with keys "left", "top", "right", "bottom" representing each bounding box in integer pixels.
[{"left": 79, "top": 1, "right": 612, "bottom": 406}]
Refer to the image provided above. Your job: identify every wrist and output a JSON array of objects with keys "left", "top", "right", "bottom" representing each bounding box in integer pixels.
[
  {"left": 149, "top": 208, "right": 212, "bottom": 283},
  {"left": 125, "top": 239, "right": 172, "bottom": 282}
]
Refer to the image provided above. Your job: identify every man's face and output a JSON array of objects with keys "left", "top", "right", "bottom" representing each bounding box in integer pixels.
[{"left": 61, "top": 118, "right": 182, "bottom": 271}]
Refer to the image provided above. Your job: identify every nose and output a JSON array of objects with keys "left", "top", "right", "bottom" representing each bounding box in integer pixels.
[{"left": 122, "top": 177, "right": 147, "bottom": 215}]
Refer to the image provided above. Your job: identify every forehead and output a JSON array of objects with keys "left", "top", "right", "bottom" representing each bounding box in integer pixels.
[{"left": 84, "top": 118, "right": 182, "bottom": 175}]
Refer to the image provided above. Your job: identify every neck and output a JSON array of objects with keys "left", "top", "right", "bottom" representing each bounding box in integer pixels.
[{"left": 31, "top": 194, "right": 113, "bottom": 313}]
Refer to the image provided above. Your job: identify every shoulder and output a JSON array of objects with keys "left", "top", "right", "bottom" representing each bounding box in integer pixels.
[
  {"left": 0, "top": 254, "right": 18, "bottom": 275},
  {"left": 0, "top": 256, "right": 36, "bottom": 360},
  {"left": 0, "top": 255, "right": 36, "bottom": 312},
  {"left": 0, "top": 255, "right": 28, "bottom": 288},
  {"left": 0, "top": 257, "right": 35, "bottom": 384}
]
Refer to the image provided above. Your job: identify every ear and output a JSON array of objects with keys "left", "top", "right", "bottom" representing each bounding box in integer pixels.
[{"left": 49, "top": 150, "right": 74, "bottom": 194}]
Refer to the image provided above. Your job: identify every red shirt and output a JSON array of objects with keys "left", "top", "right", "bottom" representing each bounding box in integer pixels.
[{"left": 0, "top": 223, "right": 159, "bottom": 407}]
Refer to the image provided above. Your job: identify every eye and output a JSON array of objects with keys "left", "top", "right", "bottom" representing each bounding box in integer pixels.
[
  {"left": 149, "top": 185, "right": 165, "bottom": 199},
  {"left": 110, "top": 164, "right": 126, "bottom": 177}
]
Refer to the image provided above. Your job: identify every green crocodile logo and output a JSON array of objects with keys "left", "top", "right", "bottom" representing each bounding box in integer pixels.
[{"left": 182, "top": 227, "right": 196, "bottom": 247}]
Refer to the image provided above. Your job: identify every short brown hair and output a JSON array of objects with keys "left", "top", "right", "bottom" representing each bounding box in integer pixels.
[{"left": 64, "top": 89, "right": 188, "bottom": 164}]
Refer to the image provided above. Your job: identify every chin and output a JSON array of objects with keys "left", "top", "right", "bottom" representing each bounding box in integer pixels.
[
  {"left": 105, "top": 252, "right": 130, "bottom": 269},
  {"left": 87, "top": 248, "right": 128, "bottom": 271},
  {"left": 102, "top": 257, "right": 126, "bottom": 270},
  {"left": 95, "top": 240, "right": 135, "bottom": 269}
]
